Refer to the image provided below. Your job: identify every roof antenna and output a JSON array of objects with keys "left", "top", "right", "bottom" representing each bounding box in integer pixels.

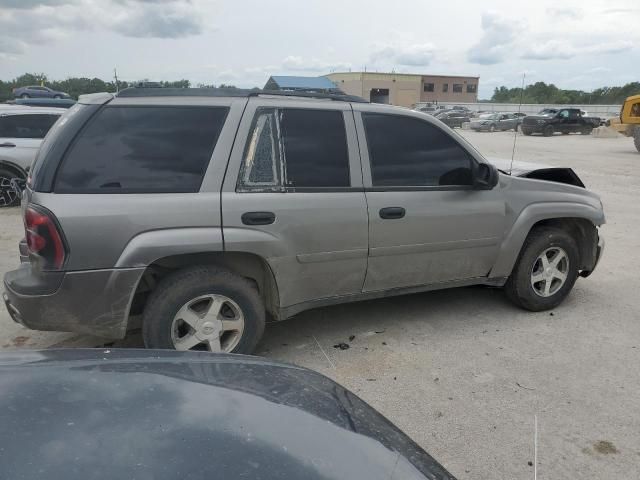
[{"left": 510, "top": 72, "right": 526, "bottom": 175}]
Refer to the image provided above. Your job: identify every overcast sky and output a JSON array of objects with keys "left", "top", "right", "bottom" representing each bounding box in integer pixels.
[{"left": 1, "top": 0, "right": 638, "bottom": 98}]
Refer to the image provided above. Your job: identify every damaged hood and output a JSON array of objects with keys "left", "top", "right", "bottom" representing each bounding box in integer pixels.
[{"left": 487, "top": 157, "right": 585, "bottom": 188}]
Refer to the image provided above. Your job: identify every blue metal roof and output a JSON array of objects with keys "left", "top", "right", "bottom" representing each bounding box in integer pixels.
[{"left": 267, "top": 76, "right": 338, "bottom": 90}]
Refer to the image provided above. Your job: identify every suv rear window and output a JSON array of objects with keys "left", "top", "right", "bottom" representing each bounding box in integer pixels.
[
  {"left": 55, "top": 106, "right": 228, "bottom": 193},
  {"left": 0, "top": 114, "right": 60, "bottom": 139},
  {"left": 238, "top": 108, "right": 350, "bottom": 190}
]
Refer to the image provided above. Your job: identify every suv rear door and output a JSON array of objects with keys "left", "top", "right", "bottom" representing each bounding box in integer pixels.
[
  {"left": 353, "top": 105, "right": 506, "bottom": 292},
  {"left": 221, "top": 98, "right": 368, "bottom": 309},
  {"left": 498, "top": 113, "right": 516, "bottom": 130}
]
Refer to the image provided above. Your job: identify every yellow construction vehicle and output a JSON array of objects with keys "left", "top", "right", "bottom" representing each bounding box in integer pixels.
[{"left": 607, "top": 94, "right": 640, "bottom": 153}]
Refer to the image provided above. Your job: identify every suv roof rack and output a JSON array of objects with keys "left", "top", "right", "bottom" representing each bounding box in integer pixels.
[{"left": 116, "top": 87, "right": 368, "bottom": 103}]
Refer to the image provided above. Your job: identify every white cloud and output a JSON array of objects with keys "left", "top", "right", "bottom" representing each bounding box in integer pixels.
[
  {"left": 370, "top": 43, "right": 436, "bottom": 66},
  {"left": 522, "top": 39, "right": 633, "bottom": 60},
  {"left": 0, "top": 0, "right": 205, "bottom": 54},
  {"left": 281, "top": 55, "right": 350, "bottom": 72},
  {"left": 467, "top": 12, "right": 519, "bottom": 65},
  {"left": 546, "top": 7, "right": 582, "bottom": 19}
]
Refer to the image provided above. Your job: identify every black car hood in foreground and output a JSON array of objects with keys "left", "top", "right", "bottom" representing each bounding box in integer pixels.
[{"left": 0, "top": 349, "right": 455, "bottom": 480}]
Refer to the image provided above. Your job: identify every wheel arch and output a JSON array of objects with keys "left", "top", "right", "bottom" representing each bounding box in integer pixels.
[
  {"left": 0, "top": 160, "right": 27, "bottom": 179},
  {"left": 129, "top": 251, "right": 280, "bottom": 323},
  {"left": 490, "top": 203, "right": 603, "bottom": 279}
]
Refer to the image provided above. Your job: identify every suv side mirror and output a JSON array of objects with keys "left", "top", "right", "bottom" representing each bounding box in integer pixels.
[{"left": 474, "top": 162, "right": 499, "bottom": 189}]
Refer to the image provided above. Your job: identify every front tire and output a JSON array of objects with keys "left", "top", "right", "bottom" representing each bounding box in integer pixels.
[
  {"left": 489, "top": 124, "right": 496, "bottom": 132},
  {"left": 505, "top": 227, "right": 579, "bottom": 311},
  {"left": 634, "top": 126, "right": 640, "bottom": 153},
  {"left": 20, "top": 93, "right": 29, "bottom": 99},
  {"left": 142, "top": 266, "right": 266, "bottom": 354},
  {"left": 522, "top": 128, "right": 532, "bottom": 136},
  {"left": 543, "top": 125, "right": 554, "bottom": 137},
  {"left": 581, "top": 126, "right": 593, "bottom": 135}
]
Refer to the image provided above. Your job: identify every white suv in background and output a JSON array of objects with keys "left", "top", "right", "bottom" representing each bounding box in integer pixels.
[{"left": 0, "top": 106, "right": 63, "bottom": 207}]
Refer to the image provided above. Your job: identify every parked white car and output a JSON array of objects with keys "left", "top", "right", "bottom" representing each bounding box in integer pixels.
[{"left": 0, "top": 106, "right": 63, "bottom": 207}]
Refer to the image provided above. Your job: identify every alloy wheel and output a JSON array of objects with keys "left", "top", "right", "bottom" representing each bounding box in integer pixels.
[
  {"left": 0, "top": 175, "right": 18, "bottom": 207},
  {"left": 530, "top": 247, "right": 570, "bottom": 297},
  {"left": 171, "top": 294, "right": 245, "bottom": 352}
]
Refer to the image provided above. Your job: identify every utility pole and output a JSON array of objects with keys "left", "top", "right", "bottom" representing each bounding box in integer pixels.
[{"left": 113, "top": 68, "right": 120, "bottom": 92}]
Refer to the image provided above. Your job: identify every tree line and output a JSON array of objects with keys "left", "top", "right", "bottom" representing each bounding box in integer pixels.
[
  {"left": 0, "top": 73, "right": 238, "bottom": 101},
  {"left": 490, "top": 81, "right": 640, "bottom": 105}
]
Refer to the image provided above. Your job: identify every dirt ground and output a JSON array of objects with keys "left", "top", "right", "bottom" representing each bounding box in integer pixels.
[{"left": 1, "top": 130, "right": 638, "bottom": 479}]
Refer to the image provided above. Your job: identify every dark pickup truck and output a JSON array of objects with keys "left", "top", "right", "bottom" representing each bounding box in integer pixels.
[{"left": 521, "top": 108, "right": 600, "bottom": 136}]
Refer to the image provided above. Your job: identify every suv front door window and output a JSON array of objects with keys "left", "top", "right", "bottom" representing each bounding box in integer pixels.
[{"left": 357, "top": 110, "right": 505, "bottom": 291}]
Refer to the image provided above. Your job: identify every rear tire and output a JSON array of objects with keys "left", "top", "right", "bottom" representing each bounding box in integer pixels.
[
  {"left": 505, "top": 227, "right": 579, "bottom": 311},
  {"left": 543, "top": 125, "right": 554, "bottom": 137},
  {"left": 142, "top": 266, "right": 266, "bottom": 354},
  {"left": 0, "top": 168, "right": 22, "bottom": 208},
  {"left": 20, "top": 93, "right": 29, "bottom": 99}
]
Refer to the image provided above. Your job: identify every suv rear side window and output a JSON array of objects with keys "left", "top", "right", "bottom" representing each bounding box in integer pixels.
[
  {"left": 363, "top": 113, "right": 474, "bottom": 187},
  {"left": 0, "top": 114, "right": 60, "bottom": 139},
  {"left": 238, "top": 108, "right": 350, "bottom": 191},
  {"left": 55, "top": 106, "right": 228, "bottom": 193}
]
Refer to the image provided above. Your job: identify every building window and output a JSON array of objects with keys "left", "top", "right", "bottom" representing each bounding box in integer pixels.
[
  {"left": 453, "top": 84, "right": 463, "bottom": 93},
  {"left": 442, "top": 84, "right": 449, "bottom": 93},
  {"left": 467, "top": 84, "right": 477, "bottom": 93},
  {"left": 423, "top": 83, "right": 434, "bottom": 92}
]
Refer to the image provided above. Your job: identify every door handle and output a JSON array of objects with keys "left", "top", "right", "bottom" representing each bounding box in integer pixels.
[
  {"left": 241, "top": 211, "right": 276, "bottom": 226},
  {"left": 379, "top": 207, "right": 405, "bottom": 219},
  {"left": 0, "top": 142, "right": 16, "bottom": 148}
]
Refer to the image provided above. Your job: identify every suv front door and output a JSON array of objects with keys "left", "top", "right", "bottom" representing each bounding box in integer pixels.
[
  {"left": 222, "top": 98, "right": 368, "bottom": 309},
  {"left": 354, "top": 107, "right": 506, "bottom": 292}
]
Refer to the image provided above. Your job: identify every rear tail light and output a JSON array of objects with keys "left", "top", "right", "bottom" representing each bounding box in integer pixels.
[{"left": 24, "top": 205, "right": 67, "bottom": 270}]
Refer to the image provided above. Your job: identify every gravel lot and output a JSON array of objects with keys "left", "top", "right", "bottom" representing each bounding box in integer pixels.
[{"left": 1, "top": 130, "right": 638, "bottom": 479}]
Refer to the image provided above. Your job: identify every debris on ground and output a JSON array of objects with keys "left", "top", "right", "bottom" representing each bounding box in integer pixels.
[
  {"left": 11, "top": 336, "right": 30, "bottom": 347},
  {"left": 593, "top": 440, "right": 618, "bottom": 455},
  {"left": 374, "top": 329, "right": 386, "bottom": 334},
  {"left": 515, "top": 382, "right": 536, "bottom": 391},
  {"left": 333, "top": 342, "right": 350, "bottom": 350},
  {"left": 382, "top": 341, "right": 387, "bottom": 345},
  {"left": 348, "top": 335, "right": 355, "bottom": 341}
]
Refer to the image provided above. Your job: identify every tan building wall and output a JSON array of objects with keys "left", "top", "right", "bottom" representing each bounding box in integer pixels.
[{"left": 326, "top": 72, "right": 479, "bottom": 106}]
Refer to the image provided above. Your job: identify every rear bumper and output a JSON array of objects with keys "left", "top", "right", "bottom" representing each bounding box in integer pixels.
[{"left": 3, "top": 264, "right": 145, "bottom": 339}]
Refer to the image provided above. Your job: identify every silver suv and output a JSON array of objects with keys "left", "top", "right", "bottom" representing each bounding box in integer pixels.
[
  {"left": 3, "top": 88, "right": 605, "bottom": 354},
  {"left": 0, "top": 106, "right": 63, "bottom": 207}
]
